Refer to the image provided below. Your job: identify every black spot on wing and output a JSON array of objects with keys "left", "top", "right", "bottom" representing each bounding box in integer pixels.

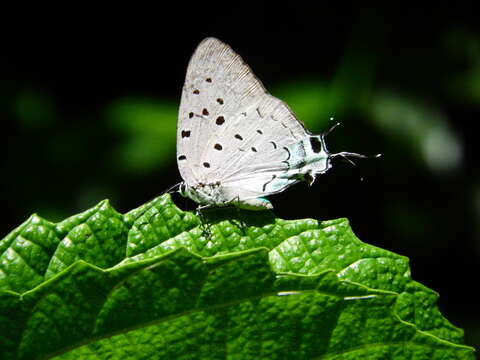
[
  {"left": 178, "top": 155, "right": 186, "bottom": 161},
  {"left": 262, "top": 175, "right": 276, "bottom": 192},
  {"left": 216, "top": 116, "right": 225, "bottom": 125},
  {"left": 270, "top": 141, "right": 277, "bottom": 149},
  {"left": 283, "top": 147, "right": 291, "bottom": 160},
  {"left": 235, "top": 134, "right": 243, "bottom": 140},
  {"left": 203, "top": 162, "right": 210, "bottom": 168},
  {"left": 214, "top": 144, "right": 223, "bottom": 150},
  {"left": 202, "top": 108, "right": 209, "bottom": 116},
  {"left": 217, "top": 98, "right": 224, "bottom": 104},
  {"left": 181, "top": 130, "right": 191, "bottom": 138}
]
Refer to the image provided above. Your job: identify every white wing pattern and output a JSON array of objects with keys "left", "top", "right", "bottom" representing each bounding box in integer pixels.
[{"left": 177, "top": 38, "right": 335, "bottom": 210}]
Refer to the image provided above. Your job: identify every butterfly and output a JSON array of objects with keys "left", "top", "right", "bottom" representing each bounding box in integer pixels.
[{"left": 176, "top": 37, "right": 370, "bottom": 210}]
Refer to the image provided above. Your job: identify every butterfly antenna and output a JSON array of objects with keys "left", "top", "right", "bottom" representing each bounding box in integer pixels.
[
  {"left": 323, "top": 121, "right": 341, "bottom": 137},
  {"left": 331, "top": 151, "right": 381, "bottom": 162},
  {"left": 322, "top": 120, "right": 382, "bottom": 161},
  {"left": 330, "top": 152, "right": 382, "bottom": 182}
]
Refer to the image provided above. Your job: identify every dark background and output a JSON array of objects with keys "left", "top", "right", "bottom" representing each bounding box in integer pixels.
[{"left": 1, "top": 2, "right": 479, "bottom": 352}]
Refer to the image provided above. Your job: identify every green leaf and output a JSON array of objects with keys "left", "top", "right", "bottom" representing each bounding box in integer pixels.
[{"left": 0, "top": 195, "right": 474, "bottom": 359}]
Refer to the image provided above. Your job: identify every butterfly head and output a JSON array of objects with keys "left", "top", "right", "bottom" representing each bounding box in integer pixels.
[{"left": 296, "top": 126, "right": 377, "bottom": 186}]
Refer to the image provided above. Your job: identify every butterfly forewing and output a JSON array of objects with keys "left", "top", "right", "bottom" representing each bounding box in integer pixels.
[{"left": 177, "top": 37, "right": 263, "bottom": 184}]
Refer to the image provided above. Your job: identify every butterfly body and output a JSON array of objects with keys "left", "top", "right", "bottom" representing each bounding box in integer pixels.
[
  {"left": 179, "top": 181, "right": 274, "bottom": 210},
  {"left": 176, "top": 37, "right": 366, "bottom": 210}
]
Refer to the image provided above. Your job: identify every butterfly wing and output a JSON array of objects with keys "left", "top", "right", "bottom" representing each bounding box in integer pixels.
[
  {"left": 177, "top": 38, "right": 314, "bottom": 206},
  {"left": 177, "top": 37, "right": 266, "bottom": 185}
]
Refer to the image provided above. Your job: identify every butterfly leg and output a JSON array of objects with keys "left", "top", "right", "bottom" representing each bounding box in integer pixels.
[
  {"left": 222, "top": 196, "right": 250, "bottom": 235},
  {"left": 232, "top": 202, "right": 248, "bottom": 236},
  {"left": 195, "top": 205, "right": 213, "bottom": 238}
]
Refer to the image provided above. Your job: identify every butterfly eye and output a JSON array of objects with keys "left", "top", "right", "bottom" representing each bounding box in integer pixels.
[{"left": 309, "top": 136, "right": 322, "bottom": 153}]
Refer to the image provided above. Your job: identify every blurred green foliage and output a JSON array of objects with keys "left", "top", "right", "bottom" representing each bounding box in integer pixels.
[
  {"left": 105, "top": 98, "right": 177, "bottom": 174},
  {"left": 14, "top": 90, "right": 56, "bottom": 129},
  {"left": 371, "top": 92, "right": 462, "bottom": 174},
  {"left": 273, "top": 81, "right": 330, "bottom": 130},
  {"left": 446, "top": 30, "right": 480, "bottom": 103}
]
